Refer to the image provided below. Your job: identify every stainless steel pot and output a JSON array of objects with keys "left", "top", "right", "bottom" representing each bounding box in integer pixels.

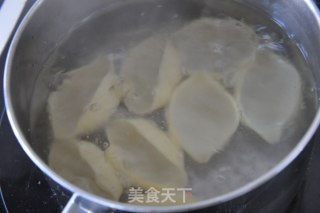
[{"left": 4, "top": 0, "right": 320, "bottom": 212}]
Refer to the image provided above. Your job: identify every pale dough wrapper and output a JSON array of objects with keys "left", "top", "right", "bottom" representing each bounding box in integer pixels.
[
  {"left": 48, "top": 139, "right": 118, "bottom": 199},
  {"left": 121, "top": 36, "right": 182, "bottom": 115},
  {"left": 48, "top": 58, "right": 112, "bottom": 139},
  {"left": 167, "top": 72, "right": 240, "bottom": 163},
  {"left": 105, "top": 118, "right": 188, "bottom": 189},
  {"left": 235, "top": 49, "right": 302, "bottom": 144},
  {"left": 77, "top": 141, "right": 123, "bottom": 200},
  {"left": 76, "top": 69, "right": 122, "bottom": 136},
  {"left": 172, "top": 18, "right": 258, "bottom": 87}
]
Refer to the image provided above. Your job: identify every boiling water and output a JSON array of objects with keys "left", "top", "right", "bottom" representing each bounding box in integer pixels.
[{"left": 30, "top": 0, "right": 317, "bottom": 203}]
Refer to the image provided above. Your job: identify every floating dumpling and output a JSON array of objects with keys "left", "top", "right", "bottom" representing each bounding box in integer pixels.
[
  {"left": 172, "top": 18, "right": 258, "bottom": 86},
  {"left": 76, "top": 70, "right": 122, "bottom": 136},
  {"left": 167, "top": 72, "right": 240, "bottom": 163},
  {"left": 105, "top": 118, "right": 187, "bottom": 189},
  {"left": 77, "top": 141, "right": 123, "bottom": 200},
  {"left": 121, "top": 36, "right": 182, "bottom": 115},
  {"left": 48, "top": 58, "right": 112, "bottom": 139},
  {"left": 235, "top": 49, "right": 302, "bottom": 144},
  {"left": 48, "top": 139, "right": 114, "bottom": 199}
]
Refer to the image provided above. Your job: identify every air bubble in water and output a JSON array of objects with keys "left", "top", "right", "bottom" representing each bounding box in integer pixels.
[{"left": 89, "top": 103, "right": 100, "bottom": 112}]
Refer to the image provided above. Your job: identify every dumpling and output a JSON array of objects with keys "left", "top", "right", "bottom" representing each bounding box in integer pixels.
[
  {"left": 172, "top": 18, "right": 258, "bottom": 87},
  {"left": 167, "top": 72, "right": 240, "bottom": 163},
  {"left": 121, "top": 36, "right": 182, "bottom": 115},
  {"left": 48, "top": 58, "right": 112, "bottom": 139},
  {"left": 77, "top": 141, "right": 123, "bottom": 200},
  {"left": 76, "top": 70, "right": 122, "bottom": 136},
  {"left": 235, "top": 49, "right": 302, "bottom": 144},
  {"left": 105, "top": 118, "right": 187, "bottom": 189},
  {"left": 48, "top": 139, "right": 114, "bottom": 199}
]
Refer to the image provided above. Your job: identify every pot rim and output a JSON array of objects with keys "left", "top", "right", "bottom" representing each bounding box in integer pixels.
[{"left": 4, "top": 0, "right": 320, "bottom": 212}]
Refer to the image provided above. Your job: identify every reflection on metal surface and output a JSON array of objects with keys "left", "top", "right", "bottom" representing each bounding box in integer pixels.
[{"left": 0, "top": 186, "right": 9, "bottom": 213}]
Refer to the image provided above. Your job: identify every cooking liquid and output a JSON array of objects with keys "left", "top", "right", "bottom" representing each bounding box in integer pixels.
[{"left": 30, "top": 0, "right": 317, "bottom": 203}]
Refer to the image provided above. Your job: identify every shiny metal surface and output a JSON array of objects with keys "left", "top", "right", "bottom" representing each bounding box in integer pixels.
[{"left": 4, "top": 0, "right": 320, "bottom": 212}]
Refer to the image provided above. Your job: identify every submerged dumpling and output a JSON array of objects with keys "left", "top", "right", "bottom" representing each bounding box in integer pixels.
[
  {"left": 76, "top": 70, "right": 122, "bottom": 136},
  {"left": 105, "top": 118, "right": 187, "bottom": 189},
  {"left": 235, "top": 50, "right": 302, "bottom": 144},
  {"left": 48, "top": 58, "right": 112, "bottom": 139},
  {"left": 167, "top": 72, "right": 240, "bottom": 163},
  {"left": 172, "top": 18, "right": 258, "bottom": 86},
  {"left": 121, "top": 36, "right": 182, "bottom": 115},
  {"left": 48, "top": 139, "right": 114, "bottom": 199},
  {"left": 77, "top": 142, "right": 123, "bottom": 200}
]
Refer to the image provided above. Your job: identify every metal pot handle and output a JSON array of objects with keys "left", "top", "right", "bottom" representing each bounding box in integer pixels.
[
  {"left": 62, "top": 194, "right": 84, "bottom": 213},
  {"left": 63, "top": 194, "right": 116, "bottom": 213},
  {"left": 0, "top": 0, "right": 27, "bottom": 57}
]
